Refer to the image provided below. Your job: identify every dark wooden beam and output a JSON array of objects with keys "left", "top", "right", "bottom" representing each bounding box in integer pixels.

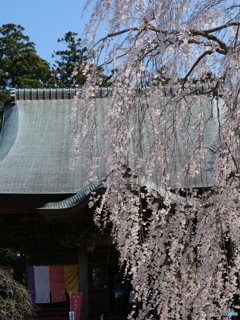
[{"left": 79, "top": 239, "right": 88, "bottom": 320}]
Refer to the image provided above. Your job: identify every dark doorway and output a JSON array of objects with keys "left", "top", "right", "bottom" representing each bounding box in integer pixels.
[{"left": 88, "top": 265, "right": 130, "bottom": 318}]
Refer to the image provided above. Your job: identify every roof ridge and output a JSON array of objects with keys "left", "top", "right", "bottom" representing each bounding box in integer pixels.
[
  {"left": 10, "top": 87, "right": 113, "bottom": 101},
  {"left": 10, "top": 83, "right": 217, "bottom": 102},
  {"left": 11, "top": 88, "right": 84, "bottom": 101}
]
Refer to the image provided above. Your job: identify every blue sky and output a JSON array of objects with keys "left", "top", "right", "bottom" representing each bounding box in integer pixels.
[{"left": 1, "top": 0, "right": 97, "bottom": 66}]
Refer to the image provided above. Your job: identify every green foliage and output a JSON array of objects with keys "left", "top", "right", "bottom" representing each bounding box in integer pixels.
[
  {"left": 53, "top": 31, "right": 113, "bottom": 87},
  {"left": 0, "top": 267, "right": 36, "bottom": 320},
  {"left": 0, "top": 23, "right": 54, "bottom": 105},
  {"left": 0, "top": 91, "right": 9, "bottom": 108},
  {"left": 52, "top": 31, "right": 89, "bottom": 87},
  {"left": 52, "top": 32, "right": 85, "bottom": 86}
]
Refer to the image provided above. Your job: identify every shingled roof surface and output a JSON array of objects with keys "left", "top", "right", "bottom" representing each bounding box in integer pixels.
[
  {"left": 0, "top": 88, "right": 108, "bottom": 194},
  {"left": 0, "top": 88, "right": 221, "bottom": 196}
]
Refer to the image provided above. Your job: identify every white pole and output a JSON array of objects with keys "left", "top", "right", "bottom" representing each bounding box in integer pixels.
[{"left": 69, "top": 311, "right": 75, "bottom": 320}]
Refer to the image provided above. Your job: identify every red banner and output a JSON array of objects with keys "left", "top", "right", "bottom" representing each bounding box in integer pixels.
[{"left": 70, "top": 293, "right": 83, "bottom": 320}]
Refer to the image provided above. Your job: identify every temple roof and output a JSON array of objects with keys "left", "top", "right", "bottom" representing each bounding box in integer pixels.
[
  {"left": 0, "top": 88, "right": 99, "bottom": 194},
  {"left": 0, "top": 87, "right": 221, "bottom": 198}
]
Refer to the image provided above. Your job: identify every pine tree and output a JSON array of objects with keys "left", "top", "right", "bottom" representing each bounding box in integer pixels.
[
  {"left": 52, "top": 31, "right": 113, "bottom": 87},
  {"left": 0, "top": 23, "right": 54, "bottom": 105},
  {"left": 52, "top": 31, "right": 89, "bottom": 87}
]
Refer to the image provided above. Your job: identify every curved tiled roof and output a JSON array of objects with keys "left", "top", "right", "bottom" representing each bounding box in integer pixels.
[
  {"left": 37, "top": 179, "right": 106, "bottom": 214},
  {"left": 0, "top": 88, "right": 221, "bottom": 197},
  {"left": 0, "top": 89, "right": 108, "bottom": 194}
]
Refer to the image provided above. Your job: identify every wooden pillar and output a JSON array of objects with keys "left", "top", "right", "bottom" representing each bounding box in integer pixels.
[{"left": 79, "top": 239, "right": 88, "bottom": 320}]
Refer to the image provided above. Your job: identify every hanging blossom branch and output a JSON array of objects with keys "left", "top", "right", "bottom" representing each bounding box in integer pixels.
[
  {"left": 95, "top": 22, "right": 239, "bottom": 55},
  {"left": 92, "top": 21, "right": 239, "bottom": 92}
]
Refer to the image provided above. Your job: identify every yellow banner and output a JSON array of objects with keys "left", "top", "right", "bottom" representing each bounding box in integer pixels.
[{"left": 64, "top": 264, "right": 79, "bottom": 296}]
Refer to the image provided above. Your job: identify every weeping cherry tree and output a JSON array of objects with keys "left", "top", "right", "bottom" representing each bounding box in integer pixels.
[{"left": 73, "top": 0, "right": 240, "bottom": 319}]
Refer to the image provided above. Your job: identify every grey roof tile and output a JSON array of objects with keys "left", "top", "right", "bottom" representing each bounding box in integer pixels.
[{"left": 0, "top": 88, "right": 221, "bottom": 195}]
